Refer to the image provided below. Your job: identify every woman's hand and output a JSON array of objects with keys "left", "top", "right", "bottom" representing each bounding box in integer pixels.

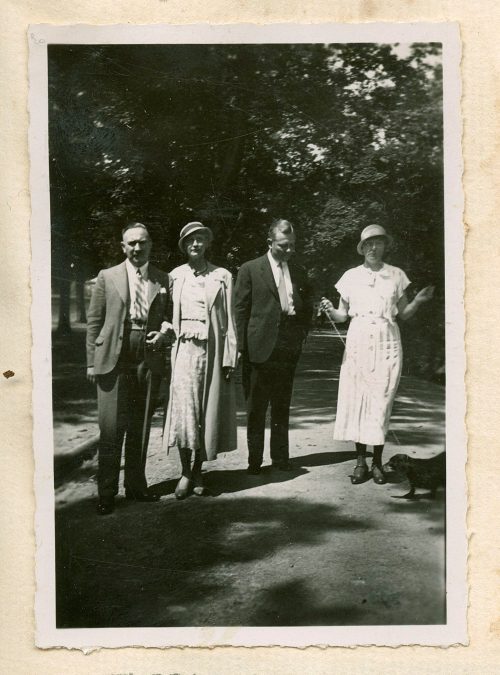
[
  {"left": 414, "top": 285, "right": 435, "bottom": 304},
  {"left": 223, "top": 366, "right": 235, "bottom": 381},
  {"left": 146, "top": 331, "right": 166, "bottom": 351},
  {"left": 398, "top": 285, "right": 435, "bottom": 321},
  {"left": 146, "top": 328, "right": 176, "bottom": 350},
  {"left": 319, "top": 296, "right": 348, "bottom": 324},
  {"left": 319, "top": 297, "right": 334, "bottom": 318}
]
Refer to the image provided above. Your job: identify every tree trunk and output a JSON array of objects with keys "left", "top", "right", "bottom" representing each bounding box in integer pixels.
[
  {"left": 218, "top": 109, "right": 246, "bottom": 193},
  {"left": 76, "top": 279, "right": 87, "bottom": 323},
  {"left": 57, "top": 275, "right": 72, "bottom": 336}
]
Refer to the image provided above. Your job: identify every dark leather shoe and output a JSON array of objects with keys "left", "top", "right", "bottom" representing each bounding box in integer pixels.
[
  {"left": 97, "top": 497, "right": 115, "bottom": 515},
  {"left": 371, "top": 464, "right": 386, "bottom": 485},
  {"left": 192, "top": 472, "right": 209, "bottom": 496},
  {"left": 247, "top": 465, "right": 261, "bottom": 475},
  {"left": 272, "top": 461, "right": 293, "bottom": 471},
  {"left": 351, "top": 464, "right": 369, "bottom": 484},
  {"left": 125, "top": 490, "right": 160, "bottom": 502},
  {"left": 174, "top": 476, "right": 192, "bottom": 500}
]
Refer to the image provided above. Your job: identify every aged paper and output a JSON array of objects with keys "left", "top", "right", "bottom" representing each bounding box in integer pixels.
[{"left": 2, "top": 0, "right": 500, "bottom": 673}]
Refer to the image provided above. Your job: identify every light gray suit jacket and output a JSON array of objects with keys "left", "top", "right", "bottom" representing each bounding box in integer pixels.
[{"left": 86, "top": 261, "right": 171, "bottom": 376}]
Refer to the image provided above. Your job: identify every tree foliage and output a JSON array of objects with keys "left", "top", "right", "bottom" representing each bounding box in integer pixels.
[{"left": 49, "top": 41, "right": 444, "bottom": 378}]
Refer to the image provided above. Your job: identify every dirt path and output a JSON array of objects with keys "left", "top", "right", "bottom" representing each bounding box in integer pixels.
[{"left": 54, "top": 331, "right": 445, "bottom": 628}]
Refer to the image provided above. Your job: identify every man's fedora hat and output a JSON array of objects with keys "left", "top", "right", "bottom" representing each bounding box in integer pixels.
[
  {"left": 178, "top": 221, "right": 214, "bottom": 252},
  {"left": 357, "top": 224, "right": 393, "bottom": 255}
]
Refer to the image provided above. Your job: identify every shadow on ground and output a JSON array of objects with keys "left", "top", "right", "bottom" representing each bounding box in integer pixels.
[
  {"left": 249, "top": 578, "right": 366, "bottom": 626},
  {"left": 53, "top": 330, "right": 446, "bottom": 628},
  {"left": 56, "top": 493, "right": 370, "bottom": 628},
  {"left": 385, "top": 488, "right": 446, "bottom": 535},
  {"left": 152, "top": 465, "right": 311, "bottom": 497}
]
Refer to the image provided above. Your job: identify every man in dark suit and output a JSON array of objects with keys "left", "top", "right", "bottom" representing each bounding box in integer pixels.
[
  {"left": 86, "top": 223, "right": 173, "bottom": 514},
  {"left": 234, "top": 219, "right": 312, "bottom": 474}
]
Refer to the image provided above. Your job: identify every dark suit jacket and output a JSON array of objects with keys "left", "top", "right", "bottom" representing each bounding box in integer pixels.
[
  {"left": 234, "top": 254, "right": 313, "bottom": 363},
  {"left": 86, "top": 261, "right": 171, "bottom": 376}
]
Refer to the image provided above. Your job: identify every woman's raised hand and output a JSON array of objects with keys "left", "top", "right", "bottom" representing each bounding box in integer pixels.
[{"left": 415, "top": 285, "right": 435, "bottom": 304}]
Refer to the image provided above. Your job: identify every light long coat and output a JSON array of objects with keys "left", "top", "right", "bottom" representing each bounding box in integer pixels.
[{"left": 163, "top": 263, "right": 238, "bottom": 460}]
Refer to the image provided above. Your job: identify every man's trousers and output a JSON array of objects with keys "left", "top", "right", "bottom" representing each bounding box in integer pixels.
[
  {"left": 96, "top": 329, "right": 162, "bottom": 497},
  {"left": 243, "top": 318, "right": 303, "bottom": 469}
]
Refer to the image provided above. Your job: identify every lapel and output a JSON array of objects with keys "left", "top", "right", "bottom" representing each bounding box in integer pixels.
[
  {"left": 288, "top": 261, "right": 303, "bottom": 309},
  {"left": 205, "top": 264, "right": 224, "bottom": 314},
  {"left": 172, "top": 266, "right": 186, "bottom": 333},
  {"left": 171, "top": 264, "right": 225, "bottom": 325},
  {"left": 110, "top": 261, "right": 129, "bottom": 307},
  {"left": 260, "top": 254, "right": 279, "bottom": 300},
  {"left": 288, "top": 261, "right": 301, "bottom": 288},
  {"left": 147, "top": 264, "right": 162, "bottom": 306}
]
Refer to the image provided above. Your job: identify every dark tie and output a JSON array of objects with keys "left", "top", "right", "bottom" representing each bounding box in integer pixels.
[
  {"left": 133, "top": 268, "right": 148, "bottom": 321},
  {"left": 277, "top": 263, "right": 289, "bottom": 314}
]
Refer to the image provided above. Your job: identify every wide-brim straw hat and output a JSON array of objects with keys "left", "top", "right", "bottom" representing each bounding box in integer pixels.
[
  {"left": 356, "top": 224, "right": 393, "bottom": 255},
  {"left": 178, "top": 221, "right": 214, "bottom": 253}
]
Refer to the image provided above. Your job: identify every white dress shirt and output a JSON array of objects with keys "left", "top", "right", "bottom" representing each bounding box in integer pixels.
[{"left": 267, "top": 251, "right": 295, "bottom": 315}]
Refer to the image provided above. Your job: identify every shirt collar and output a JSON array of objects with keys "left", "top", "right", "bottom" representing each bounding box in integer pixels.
[
  {"left": 362, "top": 262, "right": 388, "bottom": 276},
  {"left": 267, "top": 250, "right": 287, "bottom": 271},
  {"left": 126, "top": 258, "right": 149, "bottom": 279},
  {"left": 362, "top": 263, "right": 389, "bottom": 286}
]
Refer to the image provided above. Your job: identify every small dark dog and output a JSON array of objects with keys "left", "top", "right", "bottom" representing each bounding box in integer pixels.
[{"left": 383, "top": 451, "right": 446, "bottom": 499}]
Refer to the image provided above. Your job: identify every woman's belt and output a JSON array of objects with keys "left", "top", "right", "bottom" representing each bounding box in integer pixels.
[
  {"left": 350, "top": 313, "right": 394, "bottom": 324},
  {"left": 179, "top": 318, "right": 208, "bottom": 340}
]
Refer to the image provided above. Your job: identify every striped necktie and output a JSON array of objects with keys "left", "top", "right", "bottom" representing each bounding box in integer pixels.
[
  {"left": 133, "top": 267, "right": 148, "bottom": 321},
  {"left": 277, "top": 262, "right": 289, "bottom": 314}
]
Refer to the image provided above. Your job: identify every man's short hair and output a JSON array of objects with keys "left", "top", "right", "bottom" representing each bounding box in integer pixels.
[
  {"left": 267, "top": 219, "right": 294, "bottom": 240},
  {"left": 121, "top": 222, "right": 151, "bottom": 239}
]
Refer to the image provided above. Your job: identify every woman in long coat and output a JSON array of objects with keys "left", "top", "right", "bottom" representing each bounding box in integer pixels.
[
  {"left": 320, "top": 224, "right": 434, "bottom": 485},
  {"left": 163, "top": 222, "right": 238, "bottom": 498}
]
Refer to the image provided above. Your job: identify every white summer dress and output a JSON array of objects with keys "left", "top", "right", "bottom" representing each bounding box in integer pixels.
[
  {"left": 168, "top": 270, "right": 208, "bottom": 452},
  {"left": 333, "top": 263, "right": 410, "bottom": 446}
]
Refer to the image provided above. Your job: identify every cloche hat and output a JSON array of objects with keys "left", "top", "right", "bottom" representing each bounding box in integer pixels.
[
  {"left": 356, "top": 224, "right": 393, "bottom": 255},
  {"left": 178, "top": 221, "right": 214, "bottom": 253}
]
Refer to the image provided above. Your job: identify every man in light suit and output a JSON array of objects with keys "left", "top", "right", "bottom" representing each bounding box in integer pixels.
[
  {"left": 86, "top": 223, "right": 173, "bottom": 514},
  {"left": 234, "top": 219, "right": 312, "bottom": 474}
]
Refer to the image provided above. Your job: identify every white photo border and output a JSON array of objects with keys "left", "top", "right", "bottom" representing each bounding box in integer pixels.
[{"left": 30, "top": 21, "right": 466, "bottom": 649}]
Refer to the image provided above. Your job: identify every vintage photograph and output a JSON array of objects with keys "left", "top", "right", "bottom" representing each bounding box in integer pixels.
[{"left": 30, "top": 23, "right": 465, "bottom": 648}]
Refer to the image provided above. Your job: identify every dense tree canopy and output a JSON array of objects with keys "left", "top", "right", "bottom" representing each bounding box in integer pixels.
[{"left": 49, "top": 41, "right": 444, "bottom": 378}]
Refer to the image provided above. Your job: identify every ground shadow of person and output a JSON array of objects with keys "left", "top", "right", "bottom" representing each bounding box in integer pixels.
[
  {"left": 292, "top": 450, "right": 358, "bottom": 468},
  {"left": 171, "top": 464, "right": 310, "bottom": 497},
  {"left": 144, "top": 476, "right": 178, "bottom": 498}
]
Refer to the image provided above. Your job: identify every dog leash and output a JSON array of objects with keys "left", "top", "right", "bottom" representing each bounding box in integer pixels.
[{"left": 322, "top": 308, "right": 347, "bottom": 347}]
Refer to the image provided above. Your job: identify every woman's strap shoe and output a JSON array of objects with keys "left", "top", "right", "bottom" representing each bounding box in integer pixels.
[
  {"left": 175, "top": 476, "right": 192, "bottom": 500},
  {"left": 191, "top": 471, "right": 208, "bottom": 496},
  {"left": 372, "top": 464, "right": 387, "bottom": 485},
  {"left": 351, "top": 464, "right": 369, "bottom": 484}
]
